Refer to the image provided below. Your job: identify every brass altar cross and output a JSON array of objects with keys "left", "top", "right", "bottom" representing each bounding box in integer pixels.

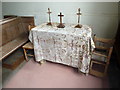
[
  {"left": 47, "top": 8, "right": 52, "bottom": 26},
  {"left": 57, "top": 12, "right": 65, "bottom": 28},
  {"left": 75, "top": 8, "right": 82, "bottom": 28}
]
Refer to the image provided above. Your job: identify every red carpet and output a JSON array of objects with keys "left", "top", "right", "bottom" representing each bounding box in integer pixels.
[{"left": 3, "top": 60, "right": 109, "bottom": 88}]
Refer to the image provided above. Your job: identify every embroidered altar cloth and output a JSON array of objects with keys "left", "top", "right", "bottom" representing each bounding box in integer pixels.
[{"left": 29, "top": 23, "right": 95, "bottom": 73}]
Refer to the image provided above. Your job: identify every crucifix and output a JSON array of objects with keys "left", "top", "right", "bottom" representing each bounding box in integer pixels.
[
  {"left": 47, "top": 8, "right": 52, "bottom": 26},
  {"left": 75, "top": 8, "right": 82, "bottom": 28},
  {"left": 57, "top": 12, "right": 65, "bottom": 28}
]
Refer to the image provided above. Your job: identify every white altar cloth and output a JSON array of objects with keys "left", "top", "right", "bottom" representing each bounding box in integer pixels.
[{"left": 29, "top": 23, "right": 95, "bottom": 74}]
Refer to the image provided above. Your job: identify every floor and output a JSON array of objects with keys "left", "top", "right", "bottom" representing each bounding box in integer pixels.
[
  {"left": 2, "top": 49, "right": 120, "bottom": 88},
  {"left": 3, "top": 59, "right": 109, "bottom": 88}
]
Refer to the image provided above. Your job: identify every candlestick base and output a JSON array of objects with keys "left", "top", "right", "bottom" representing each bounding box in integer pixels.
[
  {"left": 47, "top": 22, "right": 52, "bottom": 26},
  {"left": 57, "top": 23, "right": 65, "bottom": 28},
  {"left": 74, "top": 24, "right": 82, "bottom": 28}
]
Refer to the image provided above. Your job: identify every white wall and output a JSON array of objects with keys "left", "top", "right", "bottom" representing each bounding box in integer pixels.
[
  {"left": 2, "top": 2, "right": 118, "bottom": 38},
  {"left": 0, "top": 1, "right": 2, "bottom": 19}
]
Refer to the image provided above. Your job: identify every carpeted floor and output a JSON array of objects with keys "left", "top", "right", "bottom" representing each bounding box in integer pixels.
[{"left": 3, "top": 59, "right": 109, "bottom": 88}]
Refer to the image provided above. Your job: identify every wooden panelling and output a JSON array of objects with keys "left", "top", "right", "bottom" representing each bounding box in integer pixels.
[
  {"left": 0, "top": 25, "right": 2, "bottom": 47},
  {"left": 3, "top": 55, "right": 24, "bottom": 70}
]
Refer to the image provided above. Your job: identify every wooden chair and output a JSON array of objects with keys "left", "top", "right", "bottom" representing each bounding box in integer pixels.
[
  {"left": 22, "top": 24, "right": 35, "bottom": 61},
  {"left": 28, "top": 24, "right": 35, "bottom": 31},
  {"left": 89, "top": 34, "right": 115, "bottom": 77}
]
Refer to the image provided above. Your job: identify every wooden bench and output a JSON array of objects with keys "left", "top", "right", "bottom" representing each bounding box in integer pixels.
[{"left": 0, "top": 16, "right": 35, "bottom": 64}]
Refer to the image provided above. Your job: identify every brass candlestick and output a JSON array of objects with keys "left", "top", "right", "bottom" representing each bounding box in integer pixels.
[
  {"left": 75, "top": 8, "right": 82, "bottom": 28},
  {"left": 47, "top": 8, "right": 52, "bottom": 26}
]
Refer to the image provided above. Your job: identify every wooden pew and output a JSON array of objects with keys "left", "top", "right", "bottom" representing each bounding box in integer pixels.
[
  {"left": 0, "top": 17, "right": 28, "bottom": 61},
  {"left": 0, "top": 16, "right": 34, "bottom": 62}
]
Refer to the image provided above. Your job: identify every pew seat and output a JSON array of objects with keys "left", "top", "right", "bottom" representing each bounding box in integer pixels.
[{"left": 0, "top": 34, "right": 28, "bottom": 60}]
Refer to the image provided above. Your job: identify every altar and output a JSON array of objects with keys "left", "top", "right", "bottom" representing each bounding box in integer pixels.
[{"left": 29, "top": 23, "right": 95, "bottom": 74}]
